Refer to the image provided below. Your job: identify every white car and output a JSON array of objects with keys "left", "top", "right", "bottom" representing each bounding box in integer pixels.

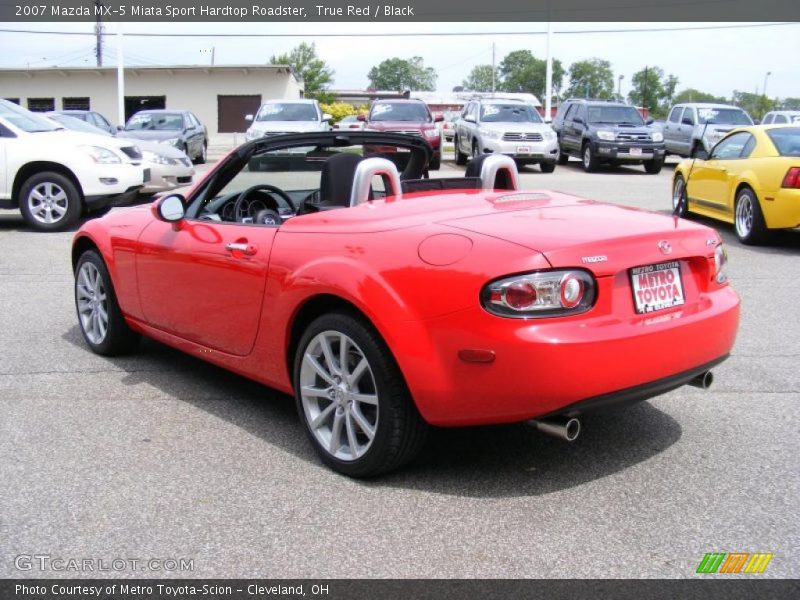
[
  {"left": 46, "top": 113, "right": 194, "bottom": 195},
  {"left": 245, "top": 99, "right": 332, "bottom": 140},
  {"left": 0, "top": 99, "right": 146, "bottom": 231},
  {"left": 762, "top": 110, "right": 800, "bottom": 125}
]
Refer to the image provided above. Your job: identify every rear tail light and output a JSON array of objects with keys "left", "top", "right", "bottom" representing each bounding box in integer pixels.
[
  {"left": 482, "top": 270, "right": 596, "bottom": 318},
  {"left": 782, "top": 167, "right": 800, "bottom": 188}
]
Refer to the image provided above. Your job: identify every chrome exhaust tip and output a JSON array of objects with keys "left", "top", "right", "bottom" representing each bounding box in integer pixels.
[
  {"left": 529, "top": 416, "right": 581, "bottom": 442},
  {"left": 688, "top": 370, "right": 714, "bottom": 389}
]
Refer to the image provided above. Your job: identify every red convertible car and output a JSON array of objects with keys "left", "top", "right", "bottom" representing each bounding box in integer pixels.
[{"left": 73, "top": 132, "right": 740, "bottom": 477}]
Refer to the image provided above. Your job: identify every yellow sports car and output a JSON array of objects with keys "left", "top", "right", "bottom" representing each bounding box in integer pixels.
[{"left": 672, "top": 124, "right": 800, "bottom": 244}]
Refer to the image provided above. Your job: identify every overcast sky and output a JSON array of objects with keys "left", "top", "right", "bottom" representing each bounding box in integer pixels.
[{"left": 2, "top": 21, "right": 798, "bottom": 99}]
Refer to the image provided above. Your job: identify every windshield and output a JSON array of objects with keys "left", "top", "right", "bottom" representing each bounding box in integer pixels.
[
  {"left": 480, "top": 104, "right": 543, "bottom": 123},
  {"left": 369, "top": 103, "right": 431, "bottom": 123},
  {"left": 256, "top": 103, "right": 319, "bottom": 122},
  {"left": 47, "top": 113, "right": 111, "bottom": 136},
  {"left": 767, "top": 127, "right": 800, "bottom": 157},
  {"left": 0, "top": 99, "right": 61, "bottom": 133},
  {"left": 125, "top": 112, "right": 184, "bottom": 131},
  {"left": 697, "top": 108, "right": 753, "bottom": 126},
  {"left": 587, "top": 105, "right": 645, "bottom": 125}
]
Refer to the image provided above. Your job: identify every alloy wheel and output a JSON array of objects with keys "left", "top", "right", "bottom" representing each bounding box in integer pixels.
[
  {"left": 672, "top": 178, "right": 685, "bottom": 213},
  {"left": 76, "top": 262, "right": 109, "bottom": 345},
  {"left": 299, "top": 331, "right": 379, "bottom": 461},
  {"left": 27, "top": 182, "right": 69, "bottom": 225},
  {"left": 735, "top": 193, "right": 753, "bottom": 238}
]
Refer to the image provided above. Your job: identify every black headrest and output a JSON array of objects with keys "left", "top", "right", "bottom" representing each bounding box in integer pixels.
[
  {"left": 464, "top": 154, "right": 515, "bottom": 190},
  {"left": 320, "top": 153, "right": 364, "bottom": 208}
]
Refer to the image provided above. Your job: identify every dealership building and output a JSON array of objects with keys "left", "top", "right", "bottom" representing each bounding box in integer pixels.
[{"left": 0, "top": 64, "right": 304, "bottom": 133}]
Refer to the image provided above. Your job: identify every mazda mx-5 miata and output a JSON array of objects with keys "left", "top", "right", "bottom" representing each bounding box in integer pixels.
[{"left": 72, "top": 131, "right": 740, "bottom": 477}]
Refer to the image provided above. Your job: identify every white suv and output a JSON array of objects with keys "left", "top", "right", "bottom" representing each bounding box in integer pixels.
[
  {"left": 245, "top": 99, "right": 332, "bottom": 140},
  {"left": 0, "top": 99, "right": 146, "bottom": 232}
]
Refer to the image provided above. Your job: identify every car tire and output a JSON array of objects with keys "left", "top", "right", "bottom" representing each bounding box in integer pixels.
[
  {"left": 690, "top": 142, "right": 703, "bottom": 158},
  {"left": 454, "top": 135, "right": 467, "bottom": 166},
  {"left": 471, "top": 141, "right": 481, "bottom": 161},
  {"left": 556, "top": 146, "right": 569, "bottom": 165},
  {"left": 540, "top": 161, "right": 556, "bottom": 173},
  {"left": 293, "top": 312, "right": 428, "bottom": 478},
  {"left": 19, "top": 171, "right": 82, "bottom": 232},
  {"left": 644, "top": 158, "right": 663, "bottom": 174},
  {"left": 429, "top": 152, "right": 441, "bottom": 171},
  {"left": 195, "top": 140, "right": 207, "bottom": 165},
  {"left": 582, "top": 142, "right": 598, "bottom": 172},
  {"left": 672, "top": 175, "right": 690, "bottom": 217},
  {"left": 734, "top": 187, "right": 769, "bottom": 245},
  {"left": 74, "top": 249, "right": 141, "bottom": 356}
]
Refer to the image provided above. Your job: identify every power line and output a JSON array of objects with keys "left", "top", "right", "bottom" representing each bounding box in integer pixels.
[{"left": 0, "top": 22, "right": 796, "bottom": 38}]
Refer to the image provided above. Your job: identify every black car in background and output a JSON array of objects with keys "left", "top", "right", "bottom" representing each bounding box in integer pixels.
[
  {"left": 120, "top": 109, "right": 208, "bottom": 164},
  {"left": 553, "top": 99, "right": 666, "bottom": 174},
  {"left": 52, "top": 110, "right": 117, "bottom": 135}
]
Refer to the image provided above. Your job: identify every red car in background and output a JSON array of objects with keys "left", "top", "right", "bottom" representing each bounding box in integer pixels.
[
  {"left": 72, "top": 131, "right": 739, "bottom": 477},
  {"left": 359, "top": 99, "right": 443, "bottom": 169}
]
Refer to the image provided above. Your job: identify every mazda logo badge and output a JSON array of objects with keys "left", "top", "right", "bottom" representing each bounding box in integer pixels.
[{"left": 658, "top": 240, "right": 672, "bottom": 255}]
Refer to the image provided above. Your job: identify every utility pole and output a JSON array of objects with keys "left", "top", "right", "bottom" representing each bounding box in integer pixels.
[
  {"left": 94, "top": 0, "right": 104, "bottom": 66},
  {"left": 201, "top": 47, "right": 216, "bottom": 66},
  {"left": 491, "top": 43, "right": 496, "bottom": 94},
  {"left": 544, "top": 18, "right": 553, "bottom": 121},
  {"left": 117, "top": 26, "right": 125, "bottom": 125},
  {"left": 643, "top": 66, "right": 649, "bottom": 114}
]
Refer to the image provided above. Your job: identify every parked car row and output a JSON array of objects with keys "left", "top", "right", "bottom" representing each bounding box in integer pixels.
[{"left": 0, "top": 99, "right": 203, "bottom": 231}]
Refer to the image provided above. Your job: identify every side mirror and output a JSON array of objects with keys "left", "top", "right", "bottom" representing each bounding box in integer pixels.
[
  {"left": 694, "top": 148, "right": 709, "bottom": 160},
  {"left": 245, "top": 114, "right": 254, "bottom": 122},
  {"left": 646, "top": 117, "right": 654, "bottom": 125},
  {"left": 357, "top": 114, "right": 366, "bottom": 122},
  {"left": 322, "top": 113, "right": 333, "bottom": 121},
  {"left": 682, "top": 117, "right": 694, "bottom": 126},
  {"left": 116, "top": 125, "right": 124, "bottom": 131},
  {"left": 434, "top": 114, "right": 444, "bottom": 123},
  {"left": 573, "top": 116, "right": 584, "bottom": 124},
  {"left": 464, "top": 115, "right": 476, "bottom": 123},
  {"left": 154, "top": 194, "right": 186, "bottom": 223}
]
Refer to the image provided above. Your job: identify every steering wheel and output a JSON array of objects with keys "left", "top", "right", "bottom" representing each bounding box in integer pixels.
[{"left": 232, "top": 184, "right": 296, "bottom": 223}]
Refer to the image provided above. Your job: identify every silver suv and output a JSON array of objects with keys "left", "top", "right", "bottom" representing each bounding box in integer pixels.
[
  {"left": 454, "top": 99, "right": 559, "bottom": 172},
  {"left": 663, "top": 103, "right": 753, "bottom": 157},
  {"left": 245, "top": 99, "right": 332, "bottom": 140}
]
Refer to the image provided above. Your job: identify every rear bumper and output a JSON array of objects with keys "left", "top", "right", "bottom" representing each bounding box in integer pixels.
[
  {"left": 762, "top": 188, "right": 800, "bottom": 230},
  {"left": 398, "top": 285, "right": 740, "bottom": 426}
]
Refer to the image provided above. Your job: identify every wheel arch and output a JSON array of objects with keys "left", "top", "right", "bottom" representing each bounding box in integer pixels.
[
  {"left": 71, "top": 234, "right": 101, "bottom": 272},
  {"left": 12, "top": 161, "right": 85, "bottom": 207}
]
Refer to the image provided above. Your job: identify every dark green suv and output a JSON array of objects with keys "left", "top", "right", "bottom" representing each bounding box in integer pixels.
[{"left": 552, "top": 99, "right": 666, "bottom": 174}]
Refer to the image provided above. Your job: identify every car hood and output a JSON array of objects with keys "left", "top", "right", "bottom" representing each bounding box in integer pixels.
[
  {"left": 286, "top": 191, "right": 715, "bottom": 275},
  {"left": 366, "top": 121, "right": 432, "bottom": 132},
  {"left": 248, "top": 121, "right": 324, "bottom": 133},
  {"left": 26, "top": 129, "right": 135, "bottom": 149},
  {"left": 479, "top": 122, "right": 553, "bottom": 133},
  {"left": 697, "top": 124, "right": 736, "bottom": 135},
  {"left": 591, "top": 124, "right": 654, "bottom": 135},
  {"left": 120, "top": 130, "right": 182, "bottom": 142}
]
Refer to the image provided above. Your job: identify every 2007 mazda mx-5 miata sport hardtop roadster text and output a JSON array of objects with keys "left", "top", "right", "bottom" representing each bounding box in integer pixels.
[{"left": 72, "top": 131, "right": 740, "bottom": 477}]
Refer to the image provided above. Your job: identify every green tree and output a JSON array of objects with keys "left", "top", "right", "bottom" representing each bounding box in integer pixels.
[
  {"left": 462, "top": 64, "right": 498, "bottom": 92},
  {"left": 270, "top": 42, "right": 334, "bottom": 102},
  {"left": 564, "top": 58, "right": 614, "bottom": 99},
  {"left": 673, "top": 88, "right": 729, "bottom": 104},
  {"left": 497, "top": 50, "right": 564, "bottom": 101},
  {"left": 778, "top": 97, "right": 800, "bottom": 110},
  {"left": 628, "top": 66, "right": 678, "bottom": 118},
  {"left": 367, "top": 57, "right": 437, "bottom": 91},
  {"left": 732, "top": 91, "right": 774, "bottom": 120}
]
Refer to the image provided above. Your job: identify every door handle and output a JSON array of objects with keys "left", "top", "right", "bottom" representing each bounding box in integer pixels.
[{"left": 225, "top": 242, "right": 258, "bottom": 256}]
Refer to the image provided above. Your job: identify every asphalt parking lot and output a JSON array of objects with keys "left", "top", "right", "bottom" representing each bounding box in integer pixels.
[{"left": 1, "top": 155, "right": 798, "bottom": 579}]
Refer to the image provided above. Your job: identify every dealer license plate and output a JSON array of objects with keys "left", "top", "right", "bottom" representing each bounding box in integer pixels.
[
  {"left": 516, "top": 146, "right": 531, "bottom": 154},
  {"left": 630, "top": 261, "right": 685, "bottom": 314},
  {"left": 629, "top": 147, "right": 642, "bottom": 156}
]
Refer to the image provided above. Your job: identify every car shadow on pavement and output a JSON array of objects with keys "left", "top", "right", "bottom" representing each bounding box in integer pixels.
[{"left": 62, "top": 326, "right": 683, "bottom": 498}]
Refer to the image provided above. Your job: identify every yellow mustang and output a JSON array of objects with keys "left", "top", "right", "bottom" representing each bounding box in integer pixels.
[{"left": 672, "top": 124, "right": 800, "bottom": 244}]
